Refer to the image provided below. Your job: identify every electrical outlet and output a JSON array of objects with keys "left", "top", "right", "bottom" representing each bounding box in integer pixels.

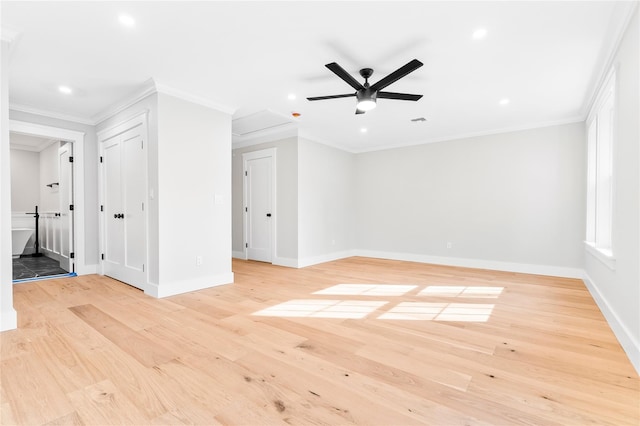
[
  {"left": 446, "top": 242, "right": 452, "bottom": 249},
  {"left": 196, "top": 255, "right": 203, "bottom": 266}
]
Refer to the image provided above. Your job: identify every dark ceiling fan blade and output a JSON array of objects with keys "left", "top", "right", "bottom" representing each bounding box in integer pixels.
[
  {"left": 326, "top": 62, "right": 364, "bottom": 91},
  {"left": 307, "top": 93, "right": 356, "bottom": 101},
  {"left": 370, "top": 59, "right": 423, "bottom": 91},
  {"left": 355, "top": 108, "right": 365, "bottom": 115},
  {"left": 377, "top": 91, "right": 423, "bottom": 101}
]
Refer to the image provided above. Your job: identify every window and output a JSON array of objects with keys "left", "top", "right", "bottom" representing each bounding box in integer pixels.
[{"left": 585, "top": 70, "right": 615, "bottom": 268}]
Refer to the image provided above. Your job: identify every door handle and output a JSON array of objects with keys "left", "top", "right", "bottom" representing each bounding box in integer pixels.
[
  {"left": 266, "top": 213, "right": 272, "bottom": 217},
  {"left": 114, "top": 213, "right": 124, "bottom": 219}
]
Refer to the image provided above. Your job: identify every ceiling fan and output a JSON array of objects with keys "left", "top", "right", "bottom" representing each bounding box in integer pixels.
[{"left": 307, "top": 59, "right": 423, "bottom": 114}]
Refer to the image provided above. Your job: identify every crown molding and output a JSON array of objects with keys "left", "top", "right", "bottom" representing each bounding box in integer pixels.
[
  {"left": 580, "top": 1, "right": 638, "bottom": 119},
  {"left": 92, "top": 78, "right": 157, "bottom": 125},
  {"left": 297, "top": 129, "right": 358, "bottom": 154},
  {"left": 350, "top": 116, "right": 586, "bottom": 154},
  {"left": 232, "top": 123, "right": 298, "bottom": 149},
  {"left": 93, "top": 78, "right": 238, "bottom": 125},
  {"left": 154, "top": 81, "right": 237, "bottom": 115},
  {"left": 9, "top": 103, "right": 95, "bottom": 125},
  {"left": 11, "top": 78, "right": 238, "bottom": 128}
]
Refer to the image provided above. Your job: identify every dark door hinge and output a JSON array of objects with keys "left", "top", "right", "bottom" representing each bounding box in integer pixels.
[
  {"left": 70, "top": 252, "right": 75, "bottom": 259},
  {"left": 101, "top": 253, "right": 104, "bottom": 260},
  {"left": 100, "top": 205, "right": 104, "bottom": 212},
  {"left": 69, "top": 204, "right": 74, "bottom": 211},
  {"left": 100, "top": 156, "right": 103, "bottom": 163},
  {"left": 69, "top": 156, "right": 74, "bottom": 163}
]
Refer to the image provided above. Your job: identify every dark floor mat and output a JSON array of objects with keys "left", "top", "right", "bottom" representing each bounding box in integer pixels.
[{"left": 12, "top": 256, "right": 69, "bottom": 280}]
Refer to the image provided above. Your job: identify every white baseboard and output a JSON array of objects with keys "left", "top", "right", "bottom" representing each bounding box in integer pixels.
[
  {"left": 297, "top": 250, "right": 357, "bottom": 268},
  {"left": 76, "top": 263, "right": 98, "bottom": 275},
  {"left": 354, "top": 250, "right": 585, "bottom": 279},
  {"left": 271, "top": 249, "right": 584, "bottom": 278},
  {"left": 272, "top": 256, "right": 299, "bottom": 268},
  {"left": 272, "top": 250, "right": 356, "bottom": 268},
  {"left": 582, "top": 272, "right": 640, "bottom": 375},
  {"left": 232, "top": 250, "right": 246, "bottom": 260},
  {"left": 145, "top": 272, "right": 234, "bottom": 298},
  {"left": 0, "top": 308, "right": 17, "bottom": 332}
]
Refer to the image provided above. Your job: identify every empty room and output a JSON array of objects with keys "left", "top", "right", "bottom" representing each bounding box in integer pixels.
[{"left": 1, "top": 1, "right": 638, "bottom": 424}]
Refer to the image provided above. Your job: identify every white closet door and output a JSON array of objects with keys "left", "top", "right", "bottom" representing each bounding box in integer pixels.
[{"left": 102, "top": 126, "right": 146, "bottom": 289}]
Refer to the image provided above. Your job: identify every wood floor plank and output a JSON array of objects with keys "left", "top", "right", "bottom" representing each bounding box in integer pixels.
[
  {"left": 69, "top": 304, "right": 178, "bottom": 367},
  {"left": 1, "top": 257, "right": 638, "bottom": 425},
  {"left": 0, "top": 353, "right": 75, "bottom": 425},
  {"left": 67, "top": 379, "right": 148, "bottom": 425}
]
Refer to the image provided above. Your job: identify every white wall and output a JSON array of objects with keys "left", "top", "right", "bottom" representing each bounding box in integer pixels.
[
  {"left": 38, "top": 141, "right": 60, "bottom": 212},
  {"left": 583, "top": 8, "right": 639, "bottom": 374},
  {"left": 232, "top": 137, "right": 299, "bottom": 263},
  {"left": 97, "top": 93, "right": 233, "bottom": 297},
  {"left": 298, "top": 137, "right": 355, "bottom": 266},
  {"left": 9, "top": 148, "right": 39, "bottom": 211},
  {"left": 1, "top": 39, "right": 17, "bottom": 331},
  {"left": 355, "top": 123, "right": 586, "bottom": 276},
  {"left": 152, "top": 93, "right": 233, "bottom": 296}
]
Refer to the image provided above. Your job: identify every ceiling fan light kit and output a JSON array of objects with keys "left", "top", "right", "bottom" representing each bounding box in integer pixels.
[
  {"left": 307, "top": 59, "right": 424, "bottom": 114},
  {"left": 356, "top": 89, "right": 377, "bottom": 112}
]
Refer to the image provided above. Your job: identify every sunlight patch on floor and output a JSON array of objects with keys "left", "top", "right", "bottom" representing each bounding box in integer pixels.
[
  {"left": 253, "top": 299, "right": 388, "bottom": 319},
  {"left": 378, "top": 302, "right": 495, "bottom": 322},
  {"left": 313, "top": 284, "right": 418, "bottom": 296},
  {"left": 418, "top": 286, "right": 504, "bottom": 298}
]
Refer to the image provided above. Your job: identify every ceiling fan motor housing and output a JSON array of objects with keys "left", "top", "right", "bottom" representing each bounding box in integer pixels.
[{"left": 357, "top": 87, "right": 377, "bottom": 102}]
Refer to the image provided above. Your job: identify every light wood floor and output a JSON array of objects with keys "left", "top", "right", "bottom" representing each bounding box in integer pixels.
[{"left": 1, "top": 257, "right": 638, "bottom": 425}]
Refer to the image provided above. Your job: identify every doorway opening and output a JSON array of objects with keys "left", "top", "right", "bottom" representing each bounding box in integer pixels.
[{"left": 9, "top": 120, "right": 86, "bottom": 282}]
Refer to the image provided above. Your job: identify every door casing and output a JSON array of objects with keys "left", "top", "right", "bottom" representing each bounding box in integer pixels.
[{"left": 9, "top": 120, "right": 87, "bottom": 274}]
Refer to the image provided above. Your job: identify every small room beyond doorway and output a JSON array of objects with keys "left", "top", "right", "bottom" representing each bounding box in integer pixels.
[{"left": 10, "top": 132, "right": 75, "bottom": 281}]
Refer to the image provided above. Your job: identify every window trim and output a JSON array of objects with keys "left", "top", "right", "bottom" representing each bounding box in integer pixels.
[
  {"left": 585, "top": 67, "right": 616, "bottom": 270},
  {"left": 584, "top": 241, "right": 616, "bottom": 270}
]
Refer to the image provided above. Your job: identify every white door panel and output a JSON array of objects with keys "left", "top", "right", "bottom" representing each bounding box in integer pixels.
[
  {"left": 244, "top": 150, "right": 274, "bottom": 263},
  {"left": 123, "top": 132, "right": 146, "bottom": 273},
  {"left": 102, "top": 126, "right": 146, "bottom": 289},
  {"left": 58, "top": 143, "right": 73, "bottom": 271}
]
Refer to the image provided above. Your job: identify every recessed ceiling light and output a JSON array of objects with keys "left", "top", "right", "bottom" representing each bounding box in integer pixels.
[
  {"left": 287, "top": 93, "right": 296, "bottom": 100},
  {"left": 499, "top": 98, "right": 510, "bottom": 105},
  {"left": 119, "top": 15, "right": 136, "bottom": 28},
  {"left": 472, "top": 28, "right": 487, "bottom": 40},
  {"left": 360, "top": 128, "right": 368, "bottom": 133},
  {"left": 58, "top": 86, "right": 72, "bottom": 94}
]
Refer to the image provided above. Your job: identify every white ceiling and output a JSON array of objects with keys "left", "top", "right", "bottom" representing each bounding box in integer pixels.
[
  {"left": 2, "top": 1, "right": 636, "bottom": 152},
  {"left": 9, "top": 133, "right": 57, "bottom": 152}
]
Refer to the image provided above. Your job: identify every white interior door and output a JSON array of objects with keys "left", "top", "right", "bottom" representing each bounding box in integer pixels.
[
  {"left": 102, "top": 126, "right": 146, "bottom": 289},
  {"left": 58, "top": 143, "right": 74, "bottom": 272},
  {"left": 244, "top": 150, "right": 275, "bottom": 263}
]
